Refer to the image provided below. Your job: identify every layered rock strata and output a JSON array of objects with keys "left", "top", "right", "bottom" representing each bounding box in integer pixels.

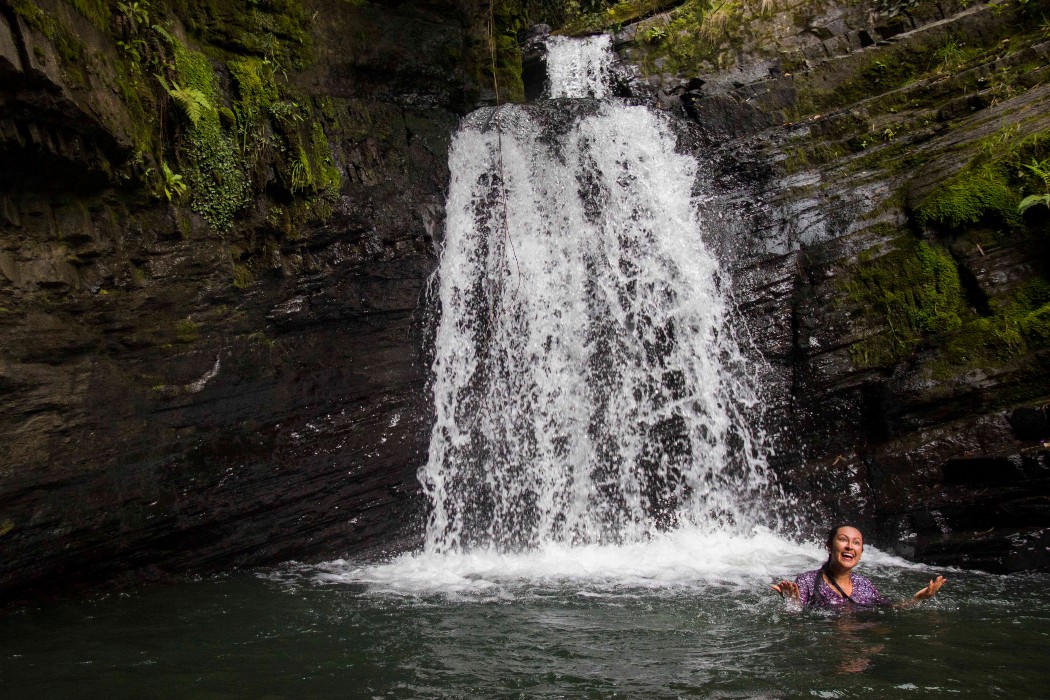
[
  {"left": 0, "top": 0, "right": 507, "bottom": 599},
  {"left": 614, "top": 0, "right": 1050, "bottom": 570}
]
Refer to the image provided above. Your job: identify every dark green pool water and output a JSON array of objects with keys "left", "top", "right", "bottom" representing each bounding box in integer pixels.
[{"left": 2, "top": 535, "right": 1048, "bottom": 699}]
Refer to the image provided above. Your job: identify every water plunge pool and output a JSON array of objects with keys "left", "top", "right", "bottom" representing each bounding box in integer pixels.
[{"left": 3, "top": 530, "right": 1048, "bottom": 698}]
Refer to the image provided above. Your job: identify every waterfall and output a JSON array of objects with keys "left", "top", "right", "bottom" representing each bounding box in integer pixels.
[{"left": 421, "top": 35, "right": 773, "bottom": 554}]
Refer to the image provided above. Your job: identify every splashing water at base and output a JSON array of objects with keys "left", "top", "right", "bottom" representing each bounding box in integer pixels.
[{"left": 315, "top": 527, "right": 919, "bottom": 600}]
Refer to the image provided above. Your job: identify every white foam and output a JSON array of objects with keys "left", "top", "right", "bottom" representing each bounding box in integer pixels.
[{"left": 312, "top": 529, "right": 918, "bottom": 599}]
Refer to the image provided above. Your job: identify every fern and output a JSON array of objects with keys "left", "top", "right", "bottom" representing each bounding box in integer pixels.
[
  {"left": 164, "top": 81, "right": 212, "bottom": 126},
  {"left": 289, "top": 157, "right": 310, "bottom": 192},
  {"left": 1022, "top": 158, "right": 1050, "bottom": 187},
  {"left": 1018, "top": 158, "right": 1050, "bottom": 214},
  {"left": 152, "top": 25, "right": 175, "bottom": 45},
  {"left": 1018, "top": 194, "right": 1050, "bottom": 214},
  {"left": 162, "top": 161, "right": 188, "bottom": 202}
]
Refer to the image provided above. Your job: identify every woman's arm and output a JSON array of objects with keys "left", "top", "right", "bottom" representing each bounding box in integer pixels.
[
  {"left": 912, "top": 575, "right": 946, "bottom": 601},
  {"left": 897, "top": 575, "right": 946, "bottom": 607}
]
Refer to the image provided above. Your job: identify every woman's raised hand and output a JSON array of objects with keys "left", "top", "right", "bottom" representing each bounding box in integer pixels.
[
  {"left": 772, "top": 579, "right": 800, "bottom": 601},
  {"left": 913, "top": 575, "right": 946, "bottom": 601}
]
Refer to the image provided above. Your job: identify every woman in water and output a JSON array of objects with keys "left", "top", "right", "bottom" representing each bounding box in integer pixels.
[{"left": 772, "top": 524, "right": 946, "bottom": 608}]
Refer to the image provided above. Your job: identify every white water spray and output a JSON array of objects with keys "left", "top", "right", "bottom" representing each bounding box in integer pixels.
[
  {"left": 545, "top": 35, "right": 615, "bottom": 98},
  {"left": 421, "top": 37, "right": 776, "bottom": 555}
]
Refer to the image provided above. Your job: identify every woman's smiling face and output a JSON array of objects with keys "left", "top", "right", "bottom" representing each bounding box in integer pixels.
[{"left": 828, "top": 526, "right": 864, "bottom": 571}]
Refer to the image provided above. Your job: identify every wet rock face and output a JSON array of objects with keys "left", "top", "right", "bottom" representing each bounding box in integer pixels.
[
  {"left": 0, "top": 0, "right": 486, "bottom": 598},
  {"left": 634, "top": 0, "right": 1050, "bottom": 571}
]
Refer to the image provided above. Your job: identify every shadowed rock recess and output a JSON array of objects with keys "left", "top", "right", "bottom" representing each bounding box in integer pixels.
[
  {"left": 0, "top": 0, "right": 530, "bottom": 599},
  {"left": 0, "top": 0, "right": 1047, "bottom": 600}
]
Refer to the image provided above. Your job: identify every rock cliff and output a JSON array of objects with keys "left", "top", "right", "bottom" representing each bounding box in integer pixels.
[
  {"left": 606, "top": 0, "right": 1050, "bottom": 570},
  {"left": 0, "top": 0, "right": 526, "bottom": 599}
]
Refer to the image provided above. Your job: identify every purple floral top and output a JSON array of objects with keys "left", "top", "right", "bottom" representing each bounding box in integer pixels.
[{"left": 796, "top": 569, "right": 892, "bottom": 608}]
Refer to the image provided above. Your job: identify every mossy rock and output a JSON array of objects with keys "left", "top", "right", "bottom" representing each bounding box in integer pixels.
[{"left": 842, "top": 236, "right": 965, "bottom": 368}]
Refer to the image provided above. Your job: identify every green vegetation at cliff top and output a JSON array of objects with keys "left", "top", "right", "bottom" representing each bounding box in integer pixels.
[{"left": 18, "top": 0, "right": 344, "bottom": 236}]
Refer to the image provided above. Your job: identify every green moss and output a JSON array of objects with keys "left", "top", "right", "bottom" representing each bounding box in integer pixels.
[
  {"left": 70, "top": 0, "right": 111, "bottom": 29},
  {"left": 492, "top": 33, "right": 525, "bottom": 103},
  {"left": 802, "top": 50, "right": 930, "bottom": 115},
  {"left": 993, "top": 279, "right": 1050, "bottom": 349},
  {"left": 316, "top": 95, "right": 337, "bottom": 121},
  {"left": 842, "top": 237, "right": 965, "bottom": 368},
  {"left": 171, "top": 0, "right": 312, "bottom": 69},
  {"left": 229, "top": 57, "right": 279, "bottom": 122},
  {"left": 308, "top": 120, "right": 341, "bottom": 193},
  {"left": 173, "top": 45, "right": 250, "bottom": 230},
  {"left": 560, "top": 0, "right": 677, "bottom": 35},
  {"left": 289, "top": 192, "right": 337, "bottom": 226},
  {"left": 116, "top": 64, "right": 160, "bottom": 155},
  {"left": 9, "top": 0, "right": 91, "bottom": 85},
  {"left": 842, "top": 253, "right": 1050, "bottom": 378},
  {"left": 9, "top": 0, "right": 56, "bottom": 37},
  {"left": 236, "top": 0, "right": 313, "bottom": 70},
  {"left": 928, "top": 278, "right": 1050, "bottom": 378},
  {"left": 917, "top": 129, "right": 1050, "bottom": 232},
  {"left": 782, "top": 142, "right": 850, "bottom": 174},
  {"left": 174, "top": 44, "right": 215, "bottom": 99},
  {"left": 917, "top": 162, "right": 1021, "bottom": 231},
  {"left": 783, "top": 18, "right": 1048, "bottom": 125},
  {"left": 267, "top": 96, "right": 340, "bottom": 197},
  {"left": 232, "top": 263, "right": 254, "bottom": 289},
  {"left": 174, "top": 318, "right": 201, "bottom": 343},
  {"left": 651, "top": 0, "right": 746, "bottom": 74},
  {"left": 229, "top": 57, "right": 280, "bottom": 183},
  {"left": 467, "top": 0, "right": 527, "bottom": 104},
  {"left": 1020, "top": 303, "right": 1050, "bottom": 345}
]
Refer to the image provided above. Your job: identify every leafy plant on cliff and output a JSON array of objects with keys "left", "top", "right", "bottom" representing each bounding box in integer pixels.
[
  {"left": 1018, "top": 158, "right": 1050, "bottom": 214},
  {"left": 116, "top": 1, "right": 151, "bottom": 34},
  {"left": 933, "top": 38, "right": 978, "bottom": 74},
  {"left": 159, "top": 77, "right": 212, "bottom": 127},
  {"left": 267, "top": 96, "right": 341, "bottom": 197},
  {"left": 172, "top": 45, "right": 250, "bottom": 230},
  {"left": 161, "top": 161, "right": 188, "bottom": 202},
  {"left": 115, "top": 0, "right": 177, "bottom": 73},
  {"left": 658, "top": 0, "right": 746, "bottom": 71}
]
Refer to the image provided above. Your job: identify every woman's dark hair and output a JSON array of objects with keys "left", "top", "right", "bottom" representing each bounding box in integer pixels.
[{"left": 824, "top": 523, "right": 862, "bottom": 549}]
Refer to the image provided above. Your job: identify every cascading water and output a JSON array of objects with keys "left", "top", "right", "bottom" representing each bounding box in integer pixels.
[{"left": 421, "top": 35, "right": 777, "bottom": 555}]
